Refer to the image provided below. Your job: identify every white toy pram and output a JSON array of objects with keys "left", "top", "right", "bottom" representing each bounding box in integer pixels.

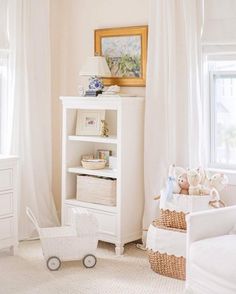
[{"left": 26, "top": 207, "right": 98, "bottom": 271}]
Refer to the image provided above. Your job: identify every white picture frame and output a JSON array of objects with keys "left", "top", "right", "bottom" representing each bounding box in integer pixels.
[{"left": 76, "top": 110, "right": 105, "bottom": 136}]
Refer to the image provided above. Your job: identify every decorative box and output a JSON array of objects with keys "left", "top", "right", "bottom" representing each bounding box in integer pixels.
[{"left": 76, "top": 175, "right": 116, "bottom": 206}]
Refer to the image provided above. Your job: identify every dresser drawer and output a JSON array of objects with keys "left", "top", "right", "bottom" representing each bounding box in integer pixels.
[
  {"left": 0, "top": 217, "right": 13, "bottom": 241},
  {"left": 0, "top": 169, "right": 13, "bottom": 191},
  {"left": 0, "top": 192, "right": 13, "bottom": 216},
  {"left": 64, "top": 205, "right": 117, "bottom": 237}
]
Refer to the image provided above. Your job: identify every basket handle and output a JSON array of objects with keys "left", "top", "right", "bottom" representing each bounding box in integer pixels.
[
  {"left": 208, "top": 188, "right": 226, "bottom": 208},
  {"left": 26, "top": 207, "right": 40, "bottom": 231},
  {"left": 209, "top": 200, "right": 225, "bottom": 208}
]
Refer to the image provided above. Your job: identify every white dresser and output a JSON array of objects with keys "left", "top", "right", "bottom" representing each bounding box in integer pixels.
[
  {"left": 0, "top": 156, "right": 18, "bottom": 255},
  {"left": 60, "top": 96, "right": 144, "bottom": 255}
]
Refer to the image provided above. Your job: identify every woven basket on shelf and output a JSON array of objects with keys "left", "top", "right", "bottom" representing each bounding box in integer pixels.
[
  {"left": 160, "top": 209, "right": 187, "bottom": 230},
  {"left": 81, "top": 159, "right": 106, "bottom": 170},
  {"left": 148, "top": 220, "right": 186, "bottom": 280}
]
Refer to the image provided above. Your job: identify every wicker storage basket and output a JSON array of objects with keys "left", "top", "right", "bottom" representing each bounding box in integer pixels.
[
  {"left": 159, "top": 191, "right": 213, "bottom": 230},
  {"left": 147, "top": 220, "right": 186, "bottom": 280},
  {"left": 148, "top": 250, "right": 186, "bottom": 280},
  {"left": 81, "top": 159, "right": 106, "bottom": 170},
  {"left": 160, "top": 209, "right": 186, "bottom": 230},
  {"left": 76, "top": 175, "right": 116, "bottom": 206}
]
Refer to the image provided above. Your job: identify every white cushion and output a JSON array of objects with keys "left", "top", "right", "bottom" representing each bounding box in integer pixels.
[
  {"left": 189, "top": 235, "right": 236, "bottom": 293},
  {"left": 229, "top": 223, "right": 236, "bottom": 234}
]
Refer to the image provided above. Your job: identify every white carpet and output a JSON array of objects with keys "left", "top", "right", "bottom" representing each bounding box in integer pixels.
[{"left": 0, "top": 241, "right": 185, "bottom": 294}]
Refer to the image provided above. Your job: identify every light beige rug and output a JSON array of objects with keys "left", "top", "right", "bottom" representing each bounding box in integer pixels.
[{"left": 0, "top": 241, "right": 185, "bottom": 294}]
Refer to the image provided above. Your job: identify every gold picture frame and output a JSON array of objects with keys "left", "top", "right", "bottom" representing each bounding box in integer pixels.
[{"left": 94, "top": 26, "right": 148, "bottom": 87}]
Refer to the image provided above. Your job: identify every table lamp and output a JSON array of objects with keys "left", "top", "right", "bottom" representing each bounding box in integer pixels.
[{"left": 80, "top": 56, "right": 111, "bottom": 96}]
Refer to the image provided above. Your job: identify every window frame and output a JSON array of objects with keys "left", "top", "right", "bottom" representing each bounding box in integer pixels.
[{"left": 209, "top": 69, "right": 236, "bottom": 169}]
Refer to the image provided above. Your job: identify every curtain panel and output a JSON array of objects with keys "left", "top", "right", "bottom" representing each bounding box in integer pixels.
[
  {"left": 143, "top": 0, "right": 205, "bottom": 239},
  {"left": 4, "top": 0, "right": 59, "bottom": 239},
  {"left": 0, "top": 0, "right": 9, "bottom": 49}
]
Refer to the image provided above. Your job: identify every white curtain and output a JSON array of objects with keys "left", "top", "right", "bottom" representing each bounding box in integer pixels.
[
  {"left": 143, "top": 0, "right": 204, "bottom": 234},
  {"left": 3, "top": 0, "right": 59, "bottom": 239},
  {"left": 0, "top": 0, "right": 9, "bottom": 49}
]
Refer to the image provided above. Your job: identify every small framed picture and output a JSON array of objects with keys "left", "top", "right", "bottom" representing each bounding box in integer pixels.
[{"left": 76, "top": 110, "right": 105, "bottom": 136}]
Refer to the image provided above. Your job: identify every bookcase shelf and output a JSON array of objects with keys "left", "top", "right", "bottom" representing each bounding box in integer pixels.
[
  {"left": 68, "top": 166, "right": 117, "bottom": 179},
  {"left": 60, "top": 96, "right": 144, "bottom": 255},
  {"left": 68, "top": 135, "right": 118, "bottom": 144}
]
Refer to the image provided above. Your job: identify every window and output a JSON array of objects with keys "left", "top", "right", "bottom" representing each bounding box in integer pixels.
[{"left": 209, "top": 59, "right": 236, "bottom": 168}]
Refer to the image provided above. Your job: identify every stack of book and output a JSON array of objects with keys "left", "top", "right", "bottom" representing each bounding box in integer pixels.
[{"left": 84, "top": 90, "right": 102, "bottom": 97}]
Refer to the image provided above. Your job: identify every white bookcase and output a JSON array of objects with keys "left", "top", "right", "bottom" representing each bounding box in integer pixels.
[{"left": 60, "top": 96, "right": 144, "bottom": 255}]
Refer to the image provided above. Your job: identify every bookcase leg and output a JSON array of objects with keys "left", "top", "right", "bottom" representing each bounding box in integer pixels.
[{"left": 115, "top": 243, "right": 124, "bottom": 255}]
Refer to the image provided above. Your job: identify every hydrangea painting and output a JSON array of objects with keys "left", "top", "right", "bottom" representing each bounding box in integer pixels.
[
  {"left": 101, "top": 36, "right": 141, "bottom": 78},
  {"left": 95, "top": 26, "right": 148, "bottom": 87}
]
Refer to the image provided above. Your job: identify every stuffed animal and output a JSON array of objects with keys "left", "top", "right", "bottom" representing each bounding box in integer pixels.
[
  {"left": 177, "top": 173, "right": 189, "bottom": 195},
  {"left": 171, "top": 165, "right": 189, "bottom": 195},
  {"left": 165, "top": 165, "right": 181, "bottom": 200},
  {"left": 205, "top": 173, "right": 228, "bottom": 207},
  {"left": 170, "top": 165, "right": 182, "bottom": 193},
  {"left": 208, "top": 173, "right": 229, "bottom": 196},
  {"left": 199, "top": 186, "right": 210, "bottom": 196},
  {"left": 174, "top": 166, "right": 186, "bottom": 179},
  {"left": 196, "top": 167, "right": 207, "bottom": 185},
  {"left": 187, "top": 169, "right": 201, "bottom": 195}
]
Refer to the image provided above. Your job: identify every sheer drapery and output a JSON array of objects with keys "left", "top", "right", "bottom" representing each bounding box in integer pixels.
[
  {"left": 3, "top": 0, "right": 59, "bottom": 239},
  {"left": 0, "top": 0, "right": 10, "bottom": 152},
  {"left": 143, "top": 0, "right": 204, "bottom": 237},
  {"left": 0, "top": 0, "right": 9, "bottom": 49}
]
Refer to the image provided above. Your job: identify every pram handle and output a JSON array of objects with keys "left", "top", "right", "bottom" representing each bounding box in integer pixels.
[{"left": 26, "top": 207, "right": 40, "bottom": 231}]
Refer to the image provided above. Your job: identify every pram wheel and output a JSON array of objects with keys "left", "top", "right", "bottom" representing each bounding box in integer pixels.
[
  {"left": 47, "top": 256, "right": 61, "bottom": 271},
  {"left": 83, "top": 254, "right": 97, "bottom": 268}
]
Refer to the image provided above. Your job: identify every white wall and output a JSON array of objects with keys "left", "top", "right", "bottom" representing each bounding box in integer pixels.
[
  {"left": 50, "top": 0, "right": 236, "bottom": 214},
  {"left": 50, "top": 0, "right": 149, "bottom": 212},
  {"left": 202, "top": 0, "right": 236, "bottom": 44}
]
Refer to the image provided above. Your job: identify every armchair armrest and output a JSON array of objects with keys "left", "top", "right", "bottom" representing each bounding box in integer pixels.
[
  {"left": 186, "top": 206, "right": 236, "bottom": 286},
  {"left": 186, "top": 205, "right": 236, "bottom": 246}
]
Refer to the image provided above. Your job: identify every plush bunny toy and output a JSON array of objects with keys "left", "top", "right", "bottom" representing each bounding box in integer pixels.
[
  {"left": 208, "top": 173, "right": 229, "bottom": 197},
  {"left": 165, "top": 165, "right": 181, "bottom": 200},
  {"left": 187, "top": 169, "right": 201, "bottom": 195},
  {"left": 196, "top": 167, "right": 207, "bottom": 185},
  {"left": 206, "top": 173, "right": 228, "bottom": 207}
]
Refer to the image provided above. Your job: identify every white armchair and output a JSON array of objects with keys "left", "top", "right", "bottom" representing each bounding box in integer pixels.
[{"left": 186, "top": 206, "right": 236, "bottom": 294}]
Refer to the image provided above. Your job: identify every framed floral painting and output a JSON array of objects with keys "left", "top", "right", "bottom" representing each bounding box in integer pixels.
[{"left": 94, "top": 26, "right": 148, "bottom": 87}]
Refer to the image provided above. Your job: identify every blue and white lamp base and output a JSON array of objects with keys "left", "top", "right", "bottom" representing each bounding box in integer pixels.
[{"left": 85, "top": 76, "right": 104, "bottom": 96}]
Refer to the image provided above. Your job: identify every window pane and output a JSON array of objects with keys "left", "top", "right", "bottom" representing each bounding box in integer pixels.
[{"left": 214, "top": 75, "right": 236, "bottom": 165}]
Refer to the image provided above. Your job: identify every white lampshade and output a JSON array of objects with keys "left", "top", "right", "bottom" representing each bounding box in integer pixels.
[{"left": 80, "top": 56, "right": 111, "bottom": 77}]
